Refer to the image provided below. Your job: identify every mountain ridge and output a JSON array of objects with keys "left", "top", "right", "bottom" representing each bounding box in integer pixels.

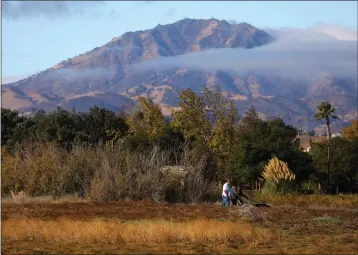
[{"left": 2, "top": 18, "right": 357, "bottom": 133}]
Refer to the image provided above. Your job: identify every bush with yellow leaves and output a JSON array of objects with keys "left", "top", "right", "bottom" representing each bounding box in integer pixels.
[{"left": 261, "top": 157, "right": 296, "bottom": 194}]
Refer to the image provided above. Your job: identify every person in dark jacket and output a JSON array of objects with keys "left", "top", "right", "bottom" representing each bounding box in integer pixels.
[
  {"left": 236, "top": 183, "right": 248, "bottom": 205},
  {"left": 230, "top": 184, "right": 238, "bottom": 205}
]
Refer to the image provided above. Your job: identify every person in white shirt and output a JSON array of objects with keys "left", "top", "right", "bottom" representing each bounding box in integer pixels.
[{"left": 221, "top": 179, "right": 231, "bottom": 207}]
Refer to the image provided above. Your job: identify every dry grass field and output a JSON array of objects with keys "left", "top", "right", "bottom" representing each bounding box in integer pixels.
[{"left": 2, "top": 194, "right": 358, "bottom": 254}]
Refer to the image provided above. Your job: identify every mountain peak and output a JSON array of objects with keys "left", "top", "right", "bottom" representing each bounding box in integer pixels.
[
  {"left": 180, "top": 17, "right": 223, "bottom": 24},
  {"left": 5, "top": 18, "right": 275, "bottom": 107},
  {"left": 78, "top": 18, "right": 274, "bottom": 67}
]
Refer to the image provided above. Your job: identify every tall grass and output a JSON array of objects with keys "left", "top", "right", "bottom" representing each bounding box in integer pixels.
[
  {"left": 2, "top": 218, "right": 275, "bottom": 245},
  {"left": 261, "top": 157, "right": 295, "bottom": 195},
  {"left": 256, "top": 193, "right": 358, "bottom": 209},
  {"left": 1, "top": 141, "right": 217, "bottom": 203}
]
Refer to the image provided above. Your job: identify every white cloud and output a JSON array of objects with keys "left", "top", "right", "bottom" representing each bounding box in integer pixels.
[
  {"left": 311, "top": 24, "right": 357, "bottom": 41},
  {"left": 2, "top": 1, "right": 106, "bottom": 20},
  {"left": 264, "top": 24, "right": 357, "bottom": 42},
  {"left": 45, "top": 68, "right": 113, "bottom": 80},
  {"left": 131, "top": 25, "right": 357, "bottom": 79}
]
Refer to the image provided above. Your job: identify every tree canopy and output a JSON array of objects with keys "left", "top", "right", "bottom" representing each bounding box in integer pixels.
[{"left": 1, "top": 93, "right": 357, "bottom": 192}]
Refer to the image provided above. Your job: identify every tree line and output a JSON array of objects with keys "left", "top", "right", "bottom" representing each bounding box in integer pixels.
[{"left": 2, "top": 87, "right": 358, "bottom": 198}]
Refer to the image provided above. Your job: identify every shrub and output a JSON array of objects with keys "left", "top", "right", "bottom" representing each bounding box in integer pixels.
[
  {"left": 89, "top": 159, "right": 120, "bottom": 202},
  {"left": 2, "top": 142, "right": 64, "bottom": 197},
  {"left": 261, "top": 157, "right": 296, "bottom": 194},
  {"left": 300, "top": 180, "right": 321, "bottom": 194},
  {"left": 59, "top": 144, "right": 101, "bottom": 198},
  {"left": 1, "top": 147, "right": 23, "bottom": 194},
  {"left": 1, "top": 140, "right": 218, "bottom": 203}
]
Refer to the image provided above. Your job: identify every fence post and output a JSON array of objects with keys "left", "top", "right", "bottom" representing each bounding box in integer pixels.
[{"left": 318, "top": 183, "right": 321, "bottom": 194}]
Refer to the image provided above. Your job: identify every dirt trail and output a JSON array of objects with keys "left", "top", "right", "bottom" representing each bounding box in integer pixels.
[
  {"left": 4, "top": 200, "right": 356, "bottom": 222},
  {"left": 2, "top": 201, "right": 234, "bottom": 221}
]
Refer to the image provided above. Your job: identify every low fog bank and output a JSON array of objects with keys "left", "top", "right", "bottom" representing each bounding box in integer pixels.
[{"left": 131, "top": 25, "right": 357, "bottom": 80}]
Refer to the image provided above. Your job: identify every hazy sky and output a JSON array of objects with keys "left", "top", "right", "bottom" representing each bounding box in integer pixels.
[{"left": 2, "top": 1, "right": 358, "bottom": 83}]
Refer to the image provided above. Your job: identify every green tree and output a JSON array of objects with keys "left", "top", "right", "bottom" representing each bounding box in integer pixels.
[
  {"left": 126, "top": 97, "right": 165, "bottom": 138},
  {"left": 171, "top": 89, "right": 211, "bottom": 144},
  {"left": 210, "top": 102, "right": 239, "bottom": 156},
  {"left": 8, "top": 117, "right": 37, "bottom": 149},
  {"left": 138, "top": 97, "right": 166, "bottom": 137},
  {"left": 81, "top": 106, "right": 128, "bottom": 145},
  {"left": 202, "top": 86, "right": 227, "bottom": 113},
  {"left": 310, "top": 137, "right": 358, "bottom": 192},
  {"left": 205, "top": 88, "right": 240, "bottom": 179},
  {"left": 171, "top": 88, "right": 220, "bottom": 180},
  {"left": 31, "top": 107, "right": 86, "bottom": 148},
  {"left": 314, "top": 102, "right": 337, "bottom": 191},
  {"left": 1, "top": 108, "right": 26, "bottom": 145},
  {"left": 241, "top": 105, "right": 260, "bottom": 127},
  {"left": 233, "top": 107, "right": 303, "bottom": 185},
  {"left": 126, "top": 106, "right": 146, "bottom": 136}
]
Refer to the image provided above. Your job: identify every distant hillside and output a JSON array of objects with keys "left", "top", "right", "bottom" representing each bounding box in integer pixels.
[
  {"left": 298, "top": 135, "right": 327, "bottom": 150},
  {"left": 2, "top": 18, "right": 357, "bottom": 132}
]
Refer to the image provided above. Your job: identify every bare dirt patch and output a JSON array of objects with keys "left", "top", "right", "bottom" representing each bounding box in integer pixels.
[{"left": 2, "top": 200, "right": 232, "bottom": 221}]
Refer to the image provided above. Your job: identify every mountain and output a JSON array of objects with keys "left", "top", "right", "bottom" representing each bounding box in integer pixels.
[{"left": 2, "top": 18, "right": 357, "bottom": 132}]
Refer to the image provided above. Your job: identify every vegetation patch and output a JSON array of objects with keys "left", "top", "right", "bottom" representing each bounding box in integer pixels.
[{"left": 311, "top": 216, "right": 342, "bottom": 223}]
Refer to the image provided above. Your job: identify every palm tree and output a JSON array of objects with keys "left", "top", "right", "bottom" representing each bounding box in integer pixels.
[{"left": 314, "top": 102, "right": 337, "bottom": 192}]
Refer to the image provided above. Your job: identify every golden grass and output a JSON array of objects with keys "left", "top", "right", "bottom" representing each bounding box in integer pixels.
[
  {"left": 262, "top": 157, "right": 295, "bottom": 183},
  {"left": 2, "top": 194, "right": 90, "bottom": 205},
  {"left": 257, "top": 194, "right": 358, "bottom": 209},
  {"left": 2, "top": 200, "right": 358, "bottom": 254},
  {"left": 2, "top": 218, "right": 275, "bottom": 246}
]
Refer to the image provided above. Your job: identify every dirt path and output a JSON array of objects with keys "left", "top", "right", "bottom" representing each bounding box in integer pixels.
[
  {"left": 3, "top": 200, "right": 356, "bottom": 222},
  {"left": 2, "top": 200, "right": 233, "bottom": 221}
]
